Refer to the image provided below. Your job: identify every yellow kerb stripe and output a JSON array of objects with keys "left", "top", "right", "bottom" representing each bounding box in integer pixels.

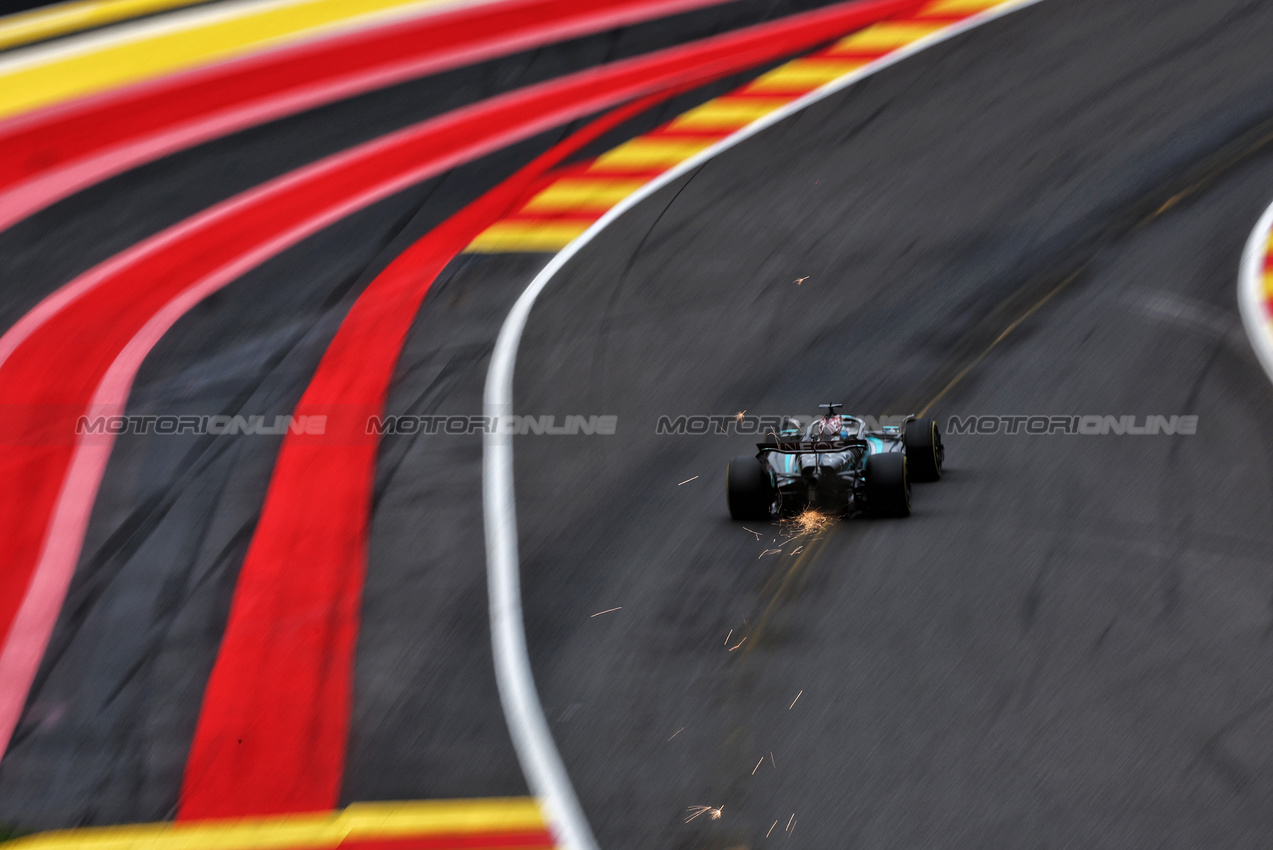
[
  {"left": 920, "top": 0, "right": 1003, "bottom": 13},
  {"left": 521, "top": 178, "right": 648, "bottom": 213},
  {"left": 467, "top": 220, "right": 594, "bottom": 252},
  {"left": 0, "top": 0, "right": 210, "bottom": 52},
  {"left": 467, "top": 0, "right": 1020, "bottom": 254},
  {"left": 832, "top": 21, "right": 948, "bottom": 51},
  {"left": 744, "top": 58, "right": 867, "bottom": 92},
  {"left": 0, "top": 0, "right": 457, "bottom": 123},
  {"left": 588, "top": 137, "right": 716, "bottom": 171},
  {"left": 665, "top": 97, "right": 790, "bottom": 131},
  {"left": 6, "top": 799, "right": 547, "bottom": 850}
]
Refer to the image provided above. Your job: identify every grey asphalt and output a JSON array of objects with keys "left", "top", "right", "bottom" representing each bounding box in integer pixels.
[
  {"left": 503, "top": 0, "right": 1273, "bottom": 846},
  {"left": 5, "top": 0, "right": 1273, "bottom": 844}
]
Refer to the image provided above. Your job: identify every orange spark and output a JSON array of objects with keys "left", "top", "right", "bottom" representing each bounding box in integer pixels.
[
  {"left": 781, "top": 508, "right": 832, "bottom": 538},
  {"left": 685, "top": 805, "right": 723, "bottom": 823}
]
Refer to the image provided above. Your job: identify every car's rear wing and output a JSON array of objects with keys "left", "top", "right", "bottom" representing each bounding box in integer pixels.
[{"left": 757, "top": 437, "right": 867, "bottom": 453}]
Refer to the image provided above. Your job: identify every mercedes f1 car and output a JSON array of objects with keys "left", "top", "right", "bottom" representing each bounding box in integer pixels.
[{"left": 727, "top": 404, "right": 944, "bottom": 520}]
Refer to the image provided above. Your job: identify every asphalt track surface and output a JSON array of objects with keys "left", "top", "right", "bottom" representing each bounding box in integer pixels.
[
  {"left": 508, "top": 0, "right": 1273, "bottom": 846},
  {"left": 6, "top": 0, "right": 1273, "bottom": 844},
  {"left": 0, "top": 0, "right": 849, "bottom": 828}
]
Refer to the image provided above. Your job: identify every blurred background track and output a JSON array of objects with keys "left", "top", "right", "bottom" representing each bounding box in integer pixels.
[{"left": 0, "top": 0, "right": 851, "bottom": 230}]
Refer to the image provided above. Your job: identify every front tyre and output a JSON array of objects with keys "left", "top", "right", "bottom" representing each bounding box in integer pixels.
[
  {"left": 727, "top": 455, "right": 776, "bottom": 521},
  {"left": 865, "top": 452, "right": 911, "bottom": 518},
  {"left": 904, "top": 417, "right": 944, "bottom": 482}
]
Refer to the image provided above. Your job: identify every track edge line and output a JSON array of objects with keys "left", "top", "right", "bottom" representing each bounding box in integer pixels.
[{"left": 1239, "top": 199, "right": 1273, "bottom": 385}]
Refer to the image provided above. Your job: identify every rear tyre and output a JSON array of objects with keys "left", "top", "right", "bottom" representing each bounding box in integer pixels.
[
  {"left": 727, "top": 455, "right": 775, "bottom": 521},
  {"left": 865, "top": 452, "right": 911, "bottom": 518},
  {"left": 904, "top": 417, "right": 944, "bottom": 482}
]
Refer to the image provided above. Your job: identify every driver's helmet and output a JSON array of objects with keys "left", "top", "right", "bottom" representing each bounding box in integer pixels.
[{"left": 816, "top": 414, "right": 844, "bottom": 438}]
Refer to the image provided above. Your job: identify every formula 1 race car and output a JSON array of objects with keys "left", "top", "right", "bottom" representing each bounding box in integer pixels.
[{"left": 727, "top": 404, "right": 943, "bottom": 520}]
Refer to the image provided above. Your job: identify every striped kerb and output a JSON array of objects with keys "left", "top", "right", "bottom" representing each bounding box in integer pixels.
[
  {"left": 1265, "top": 233, "right": 1273, "bottom": 325},
  {"left": 464, "top": 0, "right": 1011, "bottom": 253}
]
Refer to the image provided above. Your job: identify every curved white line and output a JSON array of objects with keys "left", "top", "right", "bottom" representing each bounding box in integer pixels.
[
  {"left": 480, "top": 1, "right": 1045, "bottom": 846},
  {"left": 1239, "top": 200, "right": 1273, "bottom": 385}
]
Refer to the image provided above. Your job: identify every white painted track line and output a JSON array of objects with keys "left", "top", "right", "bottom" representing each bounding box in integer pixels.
[
  {"left": 480, "top": 1, "right": 1046, "bottom": 847},
  {"left": 1239, "top": 200, "right": 1273, "bottom": 385}
]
